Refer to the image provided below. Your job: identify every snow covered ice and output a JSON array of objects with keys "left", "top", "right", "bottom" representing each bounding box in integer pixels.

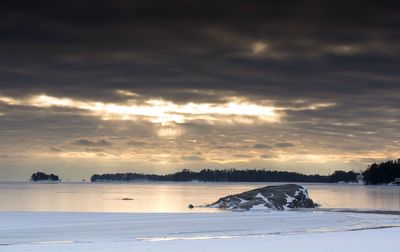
[{"left": 1, "top": 210, "right": 400, "bottom": 251}]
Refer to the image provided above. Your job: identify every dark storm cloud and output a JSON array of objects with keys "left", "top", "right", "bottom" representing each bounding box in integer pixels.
[
  {"left": 274, "top": 143, "right": 295, "bottom": 148},
  {"left": 1, "top": 1, "right": 400, "bottom": 180},
  {"left": 72, "top": 139, "right": 111, "bottom": 147},
  {"left": 84, "top": 148, "right": 106, "bottom": 153},
  {"left": 1, "top": 0, "right": 400, "bottom": 104},
  {"left": 260, "top": 154, "right": 277, "bottom": 159},
  {"left": 233, "top": 154, "right": 253, "bottom": 158},
  {"left": 253, "top": 144, "right": 272, "bottom": 149},
  {"left": 49, "top": 147, "right": 62, "bottom": 152},
  {"left": 126, "top": 140, "right": 147, "bottom": 146},
  {"left": 180, "top": 155, "right": 204, "bottom": 161}
]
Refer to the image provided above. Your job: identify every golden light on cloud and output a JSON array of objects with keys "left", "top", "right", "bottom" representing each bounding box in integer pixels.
[
  {"left": 252, "top": 41, "right": 268, "bottom": 54},
  {"left": 328, "top": 45, "right": 361, "bottom": 55},
  {"left": 0, "top": 96, "right": 19, "bottom": 105},
  {"left": 0, "top": 94, "right": 280, "bottom": 125},
  {"left": 155, "top": 123, "right": 185, "bottom": 138},
  {"left": 277, "top": 100, "right": 336, "bottom": 111},
  {"left": 115, "top": 90, "right": 139, "bottom": 97}
]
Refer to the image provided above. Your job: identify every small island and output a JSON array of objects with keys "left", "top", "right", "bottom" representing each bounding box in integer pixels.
[{"left": 30, "top": 172, "right": 60, "bottom": 182}]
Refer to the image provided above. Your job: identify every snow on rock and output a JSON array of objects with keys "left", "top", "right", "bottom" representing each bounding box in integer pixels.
[{"left": 208, "top": 184, "right": 316, "bottom": 210}]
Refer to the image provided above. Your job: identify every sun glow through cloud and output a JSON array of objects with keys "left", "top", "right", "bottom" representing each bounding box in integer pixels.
[
  {"left": 252, "top": 41, "right": 268, "bottom": 54},
  {"left": 0, "top": 94, "right": 280, "bottom": 125}
]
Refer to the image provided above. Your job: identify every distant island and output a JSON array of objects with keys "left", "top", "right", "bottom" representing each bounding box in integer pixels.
[
  {"left": 90, "top": 159, "right": 400, "bottom": 185},
  {"left": 31, "top": 172, "right": 60, "bottom": 182},
  {"left": 91, "top": 169, "right": 358, "bottom": 183}
]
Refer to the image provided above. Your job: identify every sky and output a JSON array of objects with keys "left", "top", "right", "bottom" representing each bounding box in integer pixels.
[{"left": 1, "top": 1, "right": 400, "bottom": 181}]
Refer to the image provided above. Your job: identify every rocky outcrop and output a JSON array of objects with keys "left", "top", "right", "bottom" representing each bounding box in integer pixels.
[{"left": 208, "top": 184, "right": 316, "bottom": 211}]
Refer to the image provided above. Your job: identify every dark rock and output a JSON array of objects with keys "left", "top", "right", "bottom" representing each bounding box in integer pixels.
[
  {"left": 208, "top": 184, "right": 316, "bottom": 211},
  {"left": 188, "top": 204, "right": 194, "bottom": 209}
]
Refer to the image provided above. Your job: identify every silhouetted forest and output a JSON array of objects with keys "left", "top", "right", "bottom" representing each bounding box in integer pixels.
[
  {"left": 91, "top": 169, "right": 358, "bottom": 183},
  {"left": 363, "top": 159, "right": 400, "bottom": 185}
]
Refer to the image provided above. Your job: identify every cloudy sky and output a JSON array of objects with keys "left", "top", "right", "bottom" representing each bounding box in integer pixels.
[{"left": 1, "top": 1, "right": 400, "bottom": 180}]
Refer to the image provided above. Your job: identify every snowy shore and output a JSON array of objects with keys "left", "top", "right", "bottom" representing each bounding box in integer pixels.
[{"left": 1, "top": 211, "right": 400, "bottom": 251}]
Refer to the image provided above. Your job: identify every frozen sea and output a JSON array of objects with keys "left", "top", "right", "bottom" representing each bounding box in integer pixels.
[
  {"left": 0, "top": 181, "right": 399, "bottom": 212},
  {"left": 1, "top": 210, "right": 400, "bottom": 251},
  {"left": 1, "top": 182, "right": 400, "bottom": 251}
]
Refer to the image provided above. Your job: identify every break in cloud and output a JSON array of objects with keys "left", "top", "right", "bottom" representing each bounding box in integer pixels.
[{"left": 0, "top": 1, "right": 400, "bottom": 180}]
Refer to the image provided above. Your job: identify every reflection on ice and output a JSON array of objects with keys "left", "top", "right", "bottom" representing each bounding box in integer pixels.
[{"left": 0, "top": 182, "right": 399, "bottom": 212}]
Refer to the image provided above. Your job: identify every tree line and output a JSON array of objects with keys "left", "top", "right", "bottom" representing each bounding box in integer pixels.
[
  {"left": 91, "top": 168, "right": 359, "bottom": 183},
  {"left": 362, "top": 159, "right": 400, "bottom": 185}
]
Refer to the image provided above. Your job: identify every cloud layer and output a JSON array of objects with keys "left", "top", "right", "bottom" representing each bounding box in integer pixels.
[{"left": 1, "top": 1, "right": 400, "bottom": 180}]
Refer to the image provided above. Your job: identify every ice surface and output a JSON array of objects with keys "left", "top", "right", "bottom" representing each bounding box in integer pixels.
[{"left": 0, "top": 211, "right": 400, "bottom": 251}]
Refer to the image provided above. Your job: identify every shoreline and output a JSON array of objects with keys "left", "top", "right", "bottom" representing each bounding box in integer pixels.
[
  {"left": 312, "top": 208, "right": 400, "bottom": 216},
  {"left": 2, "top": 180, "right": 399, "bottom": 187},
  {"left": 0, "top": 180, "right": 395, "bottom": 188}
]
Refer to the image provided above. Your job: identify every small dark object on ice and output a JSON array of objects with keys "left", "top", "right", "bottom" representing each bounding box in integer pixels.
[
  {"left": 188, "top": 204, "right": 194, "bottom": 209},
  {"left": 121, "top": 198, "right": 134, "bottom": 201}
]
